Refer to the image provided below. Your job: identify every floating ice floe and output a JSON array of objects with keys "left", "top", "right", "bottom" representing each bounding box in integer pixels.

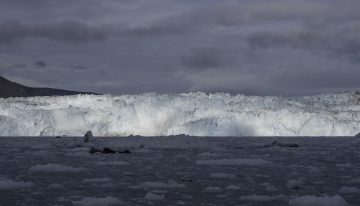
[
  {"left": 72, "top": 196, "right": 123, "bottom": 206},
  {"left": 225, "top": 185, "right": 241, "bottom": 190},
  {"left": 0, "top": 179, "right": 34, "bottom": 190},
  {"left": 144, "top": 192, "right": 165, "bottom": 200},
  {"left": 338, "top": 186, "right": 360, "bottom": 194},
  {"left": 239, "top": 194, "right": 285, "bottom": 202},
  {"left": 133, "top": 180, "right": 185, "bottom": 189},
  {"left": 210, "top": 173, "right": 237, "bottom": 179},
  {"left": 288, "top": 195, "right": 348, "bottom": 206},
  {"left": 83, "top": 178, "right": 111, "bottom": 183},
  {"left": 286, "top": 179, "right": 303, "bottom": 190},
  {"left": 96, "top": 161, "right": 130, "bottom": 166},
  {"left": 203, "top": 186, "right": 223, "bottom": 193},
  {"left": 196, "top": 158, "right": 271, "bottom": 166},
  {"left": 29, "top": 163, "right": 85, "bottom": 173}
]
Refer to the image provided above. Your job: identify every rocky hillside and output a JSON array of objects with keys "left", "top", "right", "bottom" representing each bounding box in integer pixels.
[{"left": 0, "top": 76, "right": 95, "bottom": 98}]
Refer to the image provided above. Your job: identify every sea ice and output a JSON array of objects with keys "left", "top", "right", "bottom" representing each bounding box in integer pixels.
[
  {"left": 225, "top": 185, "right": 241, "bottom": 190},
  {"left": 286, "top": 179, "right": 303, "bottom": 189},
  {"left": 83, "top": 178, "right": 111, "bottom": 183},
  {"left": 144, "top": 192, "right": 165, "bottom": 200},
  {"left": 0, "top": 179, "right": 34, "bottom": 190},
  {"left": 210, "top": 173, "right": 237, "bottom": 179},
  {"left": 95, "top": 161, "right": 130, "bottom": 166},
  {"left": 196, "top": 158, "right": 271, "bottom": 166},
  {"left": 72, "top": 196, "right": 123, "bottom": 206},
  {"left": 203, "top": 186, "right": 223, "bottom": 193},
  {"left": 29, "top": 163, "right": 85, "bottom": 173},
  {"left": 137, "top": 180, "right": 185, "bottom": 189},
  {"left": 47, "top": 183, "right": 65, "bottom": 189},
  {"left": 338, "top": 186, "right": 360, "bottom": 194},
  {"left": 288, "top": 195, "right": 348, "bottom": 206},
  {"left": 239, "top": 194, "right": 284, "bottom": 202}
]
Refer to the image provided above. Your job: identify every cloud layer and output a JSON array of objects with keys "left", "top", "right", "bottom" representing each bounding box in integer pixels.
[
  {"left": 0, "top": 0, "right": 359, "bottom": 96},
  {"left": 0, "top": 21, "right": 107, "bottom": 45}
]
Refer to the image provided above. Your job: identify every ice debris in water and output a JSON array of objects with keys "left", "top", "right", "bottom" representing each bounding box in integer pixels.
[
  {"left": 0, "top": 179, "right": 34, "bottom": 190},
  {"left": 138, "top": 180, "right": 185, "bottom": 189},
  {"left": 29, "top": 163, "right": 85, "bottom": 173},
  {"left": 338, "top": 186, "right": 360, "bottom": 194},
  {"left": 286, "top": 179, "right": 303, "bottom": 190},
  {"left": 84, "top": 130, "right": 93, "bottom": 143},
  {"left": 203, "top": 186, "right": 223, "bottom": 193},
  {"left": 72, "top": 196, "right": 123, "bottom": 206},
  {"left": 144, "top": 192, "right": 165, "bottom": 201},
  {"left": 288, "top": 195, "right": 348, "bottom": 206},
  {"left": 196, "top": 158, "right": 271, "bottom": 166}
]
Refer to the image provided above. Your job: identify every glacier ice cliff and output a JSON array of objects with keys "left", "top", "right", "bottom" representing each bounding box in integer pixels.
[{"left": 0, "top": 92, "right": 360, "bottom": 136}]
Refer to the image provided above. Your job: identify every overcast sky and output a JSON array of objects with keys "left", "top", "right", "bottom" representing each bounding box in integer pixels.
[{"left": 0, "top": 0, "right": 359, "bottom": 96}]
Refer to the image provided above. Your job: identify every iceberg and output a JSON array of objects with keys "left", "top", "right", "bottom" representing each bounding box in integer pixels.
[{"left": 0, "top": 92, "right": 360, "bottom": 136}]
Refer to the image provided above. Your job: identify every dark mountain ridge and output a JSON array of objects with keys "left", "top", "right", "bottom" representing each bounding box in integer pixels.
[{"left": 0, "top": 76, "right": 95, "bottom": 98}]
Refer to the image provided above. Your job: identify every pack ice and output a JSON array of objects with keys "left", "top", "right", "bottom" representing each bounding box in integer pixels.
[{"left": 0, "top": 92, "right": 360, "bottom": 136}]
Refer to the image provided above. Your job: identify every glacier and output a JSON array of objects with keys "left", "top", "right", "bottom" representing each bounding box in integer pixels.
[{"left": 0, "top": 92, "right": 360, "bottom": 136}]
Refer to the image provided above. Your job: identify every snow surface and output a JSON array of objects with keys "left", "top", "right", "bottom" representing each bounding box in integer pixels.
[{"left": 1, "top": 92, "right": 360, "bottom": 136}]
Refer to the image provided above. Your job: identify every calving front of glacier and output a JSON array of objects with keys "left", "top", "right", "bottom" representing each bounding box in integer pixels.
[{"left": 0, "top": 92, "right": 360, "bottom": 136}]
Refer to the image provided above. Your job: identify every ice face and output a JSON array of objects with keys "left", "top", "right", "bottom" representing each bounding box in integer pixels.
[{"left": 0, "top": 92, "right": 359, "bottom": 136}]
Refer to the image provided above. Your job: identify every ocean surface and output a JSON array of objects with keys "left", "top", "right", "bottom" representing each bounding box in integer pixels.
[{"left": 0, "top": 136, "right": 359, "bottom": 206}]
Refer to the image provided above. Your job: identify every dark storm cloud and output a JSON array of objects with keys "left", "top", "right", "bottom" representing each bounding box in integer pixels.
[
  {"left": 180, "top": 48, "right": 223, "bottom": 70},
  {"left": 1, "top": 0, "right": 360, "bottom": 96},
  {"left": 0, "top": 21, "right": 107, "bottom": 45},
  {"left": 139, "top": 0, "right": 360, "bottom": 31},
  {"left": 33, "top": 61, "right": 47, "bottom": 68},
  {"left": 71, "top": 65, "right": 89, "bottom": 71},
  {"left": 120, "top": 25, "right": 192, "bottom": 37},
  {"left": 9, "top": 63, "right": 27, "bottom": 69},
  {"left": 246, "top": 29, "right": 360, "bottom": 62}
]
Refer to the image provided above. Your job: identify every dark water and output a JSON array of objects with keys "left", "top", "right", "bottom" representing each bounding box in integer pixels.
[{"left": 0, "top": 136, "right": 359, "bottom": 206}]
